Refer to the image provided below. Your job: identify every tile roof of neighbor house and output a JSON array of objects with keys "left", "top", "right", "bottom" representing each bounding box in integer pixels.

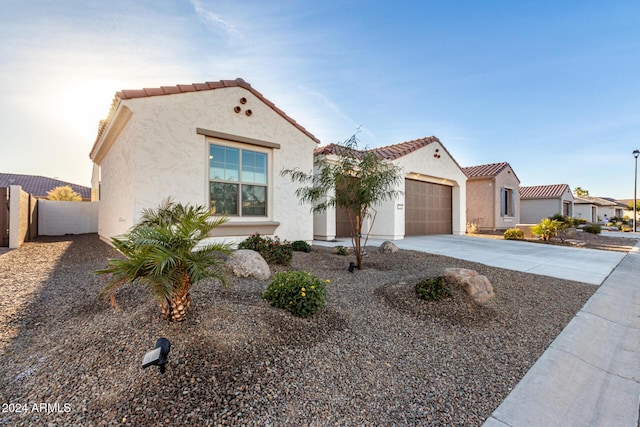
[
  {"left": 601, "top": 197, "right": 631, "bottom": 208},
  {"left": 462, "top": 162, "right": 521, "bottom": 182},
  {"left": 0, "top": 173, "right": 91, "bottom": 199},
  {"left": 92, "top": 78, "right": 320, "bottom": 155},
  {"left": 314, "top": 136, "right": 464, "bottom": 169},
  {"left": 574, "top": 196, "right": 618, "bottom": 206},
  {"left": 520, "top": 184, "right": 571, "bottom": 199}
]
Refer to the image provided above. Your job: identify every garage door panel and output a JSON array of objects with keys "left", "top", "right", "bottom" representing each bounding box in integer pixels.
[{"left": 404, "top": 179, "right": 452, "bottom": 236}]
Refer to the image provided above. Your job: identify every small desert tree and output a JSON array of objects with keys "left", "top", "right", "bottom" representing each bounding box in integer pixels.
[
  {"left": 96, "top": 198, "right": 230, "bottom": 322},
  {"left": 47, "top": 185, "right": 82, "bottom": 201},
  {"left": 282, "top": 134, "right": 403, "bottom": 270}
]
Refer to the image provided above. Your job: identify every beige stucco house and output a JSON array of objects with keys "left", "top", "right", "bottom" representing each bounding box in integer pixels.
[
  {"left": 520, "top": 184, "right": 574, "bottom": 224},
  {"left": 573, "top": 196, "right": 621, "bottom": 223},
  {"left": 313, "top": 137, "right": 467, "bottom": 240},
  {"left": 462, "top": 162, "right": 520, "bottom": 231},
  {"left": 89, "top": 78, "right": 319, "bottom": 244}
]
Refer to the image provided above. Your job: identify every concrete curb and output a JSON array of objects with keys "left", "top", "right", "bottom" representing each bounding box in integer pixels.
[{"left": 484, "top": 242, "right": 640, "bottom": 426}]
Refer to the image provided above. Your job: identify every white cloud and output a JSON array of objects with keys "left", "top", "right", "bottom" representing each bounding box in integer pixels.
[{"left": 188, "top": 0, "right": 245, "bottom": 41}]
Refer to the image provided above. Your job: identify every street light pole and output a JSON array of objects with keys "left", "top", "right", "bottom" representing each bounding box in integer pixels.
[{"left": 634, "top": 149, "right": 640, "bottom": 232}]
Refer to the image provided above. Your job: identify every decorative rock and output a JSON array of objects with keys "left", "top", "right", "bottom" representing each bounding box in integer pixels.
[
  {"left": 442, "top": 268, "right": 495, "bottom": 305},
  {"left": 379, "top": 241, "right": 399, "bottom": 254},
  {"left": 225, "top": 250, "right": 271, "bottom": 280}
]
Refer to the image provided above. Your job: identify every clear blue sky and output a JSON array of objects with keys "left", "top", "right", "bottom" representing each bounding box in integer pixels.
[{"left": 1, "top": 1, "right": 639, "bottom": 198}]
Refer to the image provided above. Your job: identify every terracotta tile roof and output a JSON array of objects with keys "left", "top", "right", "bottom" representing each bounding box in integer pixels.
[
  {"left": 314, "top": 143, "right": 360, "bottom": 157},
  {"left": 92, "top": 78, "right": 319, "bottom": 157},
  {"left": 314, "top": 136, "right": 463, "bottom": 167},
  {"left": 0, "top": 173, "right": 91, "bottom": 199},
  {"left": 520, "top": 184, "right": 570, "bottom": 199},
  {"left": 462, "top": 162, "right": 510, "bottom": 178},
  {"left": 370, "top": 137, "right": 439, "bottom": 160}
]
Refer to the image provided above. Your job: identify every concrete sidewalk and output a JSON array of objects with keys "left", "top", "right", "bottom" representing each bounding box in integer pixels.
[
  {"left": 484, "top": 240, "right": 640, "bottom": 426},
  {"left": 315, "top": 234, "right": 626, "bottom": 285}
]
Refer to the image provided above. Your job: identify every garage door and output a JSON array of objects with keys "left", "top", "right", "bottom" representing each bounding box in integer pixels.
[{"left": 405, "top": 179, "right": 452, "bottom": 235}]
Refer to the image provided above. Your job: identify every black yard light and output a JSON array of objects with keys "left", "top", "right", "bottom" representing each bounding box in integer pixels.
[{"left": 142, "top": 338, "right": 171, "bottom": 374}]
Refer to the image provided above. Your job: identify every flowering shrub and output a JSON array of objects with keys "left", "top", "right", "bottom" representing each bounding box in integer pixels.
[
  {"left": 503, "top": 228, "right": 524, "bottom": 240},
  {"left": 415, "top": 276, "right": 451, "bottom": 301},
  {"left": 263, "top": 271, "right": 328, "bottom": 318},
  {"left": 238, "top": 233, "right": 293, "bottom": 265}
]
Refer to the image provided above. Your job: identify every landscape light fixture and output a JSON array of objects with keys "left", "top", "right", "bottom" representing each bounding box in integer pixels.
[
  {"left": 142, "top": 338, "right": 171, "bottom": 374},
  {"left": 634, "top": 149, "right": 639, "bottom": 232}
]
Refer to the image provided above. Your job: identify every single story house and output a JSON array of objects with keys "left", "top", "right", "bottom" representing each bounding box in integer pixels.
[
  {"left": 313, "top": 137, "right": 467, "bottom": 240},
  {"left": 520, "top": 184, "right": 574, "bottom": 224},
  {"left": 0, "top": 173, "right": 91, "bottom": 200},
  {"left": 462, "top": 162, "right": 520, "bottom": 231},
  {"left": 89, "top": 78, "right": 320, "bottom": 244},
  {"left": 573, "top": 196, "right": 621, "bottom": 223}
]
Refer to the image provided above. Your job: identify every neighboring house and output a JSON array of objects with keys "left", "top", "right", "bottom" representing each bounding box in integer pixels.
[
  {"left": 600, "top": 197, "right": 629, "bottom": 219},
  {"left": 462, "top": 162, "right": 520, "bottom": 231},
  {"left": 89, "top": 78, "right": 320, "bottom": 244},
  {"left": 313, "top": 137, "right": 467, "bottom": 240},
  {"left": 0, "top": 173, "right": 91, "bottom": 200},
  {"left": 617, "top": 199, "right": 638, "bottom": 221},
  {"left": 573, "top": 196, "right": 620, "bottom": 223},
  {"left": 520, "top": 184, "right": 574, "bottom": 223}
]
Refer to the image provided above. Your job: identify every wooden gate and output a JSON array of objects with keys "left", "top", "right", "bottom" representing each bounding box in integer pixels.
[{"left": 1, "top": 188, "right": 8, "bottom": 247}]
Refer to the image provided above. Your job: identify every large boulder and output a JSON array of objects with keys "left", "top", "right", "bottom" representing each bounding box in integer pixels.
[
  {"left": 442, "top": 268, "right": 495, "bottom": 305},
  {"left": 379, "top": 241, "right": 399, "bottom": 254},
  {"left": 225, "top": 250, "right": 271, "bottom": 280}
]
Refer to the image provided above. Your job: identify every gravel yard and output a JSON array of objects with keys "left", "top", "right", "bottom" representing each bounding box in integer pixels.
[{"left": 0, "top": 234, "right": 600, "bottom": 426}]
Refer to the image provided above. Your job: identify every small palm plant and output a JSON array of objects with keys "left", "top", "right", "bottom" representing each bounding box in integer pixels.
[
  {"left": 531, "top": 218, "right": 562, "bottom": 241},
  {"left": 96, "top": 198, "right": 230, "bottom": 322}
]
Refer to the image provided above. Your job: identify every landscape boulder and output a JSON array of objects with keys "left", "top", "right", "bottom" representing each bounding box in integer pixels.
[
  {"left": 225, "top": 250, "right": 271, "bottom": 280},
  {"left": 442, "top": 268, "right": 495, "bottom": 305},
  {"left": 379, "top": 241, "right": 399, "bottom": 254}
]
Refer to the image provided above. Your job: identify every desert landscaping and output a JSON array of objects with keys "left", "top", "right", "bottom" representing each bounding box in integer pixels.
[{"left": 3, "top": 232, "right": 636, "bottom": 425}]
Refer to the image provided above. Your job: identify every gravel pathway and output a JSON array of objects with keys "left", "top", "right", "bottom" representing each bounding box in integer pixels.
[{"left": 0, "top": 234, "right": 597, "bottom": 426}]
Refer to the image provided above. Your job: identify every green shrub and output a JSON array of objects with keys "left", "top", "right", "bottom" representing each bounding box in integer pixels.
[
  {"left": 291, "top": 240, "right": 312, "bottom": 252},
  {"left": 263, "top": 271, "right": 328, "bottom": 318},
  {"left": 415, "top": 276, "right": 452, "bottom": 301},
  {"left": 333, "top": 245, "right": 349, "bottom": 256},
  {"left": 531, "top": 218, "right": 562, "bottom": 241},
  {"left": 238, "top": 233, "right": 293, "bottom": 265},
  {"left": 504, "top": 228, "right": 525, "bottom": 240},
  {"left": 583, "top": 224, "right": 602, "bottom": 234}
]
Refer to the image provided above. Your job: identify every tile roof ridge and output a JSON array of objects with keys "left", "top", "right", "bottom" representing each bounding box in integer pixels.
[{"left": 91, "top": 78, "right": 319, "bottom": 159}]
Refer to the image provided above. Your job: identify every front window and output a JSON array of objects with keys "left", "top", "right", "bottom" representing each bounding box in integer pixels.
[
  {"left": 209, "top": 144, "right": 267, "bottom": 216},
  {"left": 501, "top": 187, "right": 515, "bottom": 217}
]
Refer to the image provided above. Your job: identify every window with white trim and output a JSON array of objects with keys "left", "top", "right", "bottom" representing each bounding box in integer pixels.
[{"left": 209, "top": 144, "right": 267, "bottom": 216}]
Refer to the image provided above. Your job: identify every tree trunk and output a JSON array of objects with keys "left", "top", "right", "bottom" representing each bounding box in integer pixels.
[
  {"left": 159, "top": 272, "right": 192, "bottom": 322},
  {"left": 355, "top": 214, "right": 362, "bottom": 269}
]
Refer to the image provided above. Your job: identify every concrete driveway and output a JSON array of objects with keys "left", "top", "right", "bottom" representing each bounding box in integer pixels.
[{"left": 316, "top": 234, "right": 626, "bottom": 285}]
